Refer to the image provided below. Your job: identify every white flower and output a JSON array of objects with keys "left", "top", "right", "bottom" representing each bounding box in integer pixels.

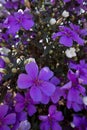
[
  {"left": 50, "top": 18, "right": 56, "bottom": 25},
  {"left": 0, "top": 47, "right": 10, "bottom": 55},
  {"left": 62, "top": 10, "right": 69, "bottom": 18},
  {"left": 17, "top": 120, "right": 31, "bottom": 130},
  {"left": 83, "top": 96, "right": 87, "bottom": 105},
  {"left": 70, "top": 122, "right": 75, "bottom": 128},
  {"left": 65, "top": 47, "right": 76, "bottom": 58}
]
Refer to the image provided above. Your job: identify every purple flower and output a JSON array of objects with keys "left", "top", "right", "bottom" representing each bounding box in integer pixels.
[
  {"left": 0, "top": 105, "right": 16, "bottom": 130},
  {"left": 15, "top": 92, "right": 37, "bottom": 116},
  {"left": 12, "top": 111, "right": 27, "bottom": 130},
  {"left": 52, "top": 26, "right": 84, "bottom": 47},
  {"left": 61, "top": 70, "right": 86, "bottom": 111},
  {"left": 71, "top": 115, "right": 87, "bottom": 130},
  {"left": 70, "top": 23, "right": 87, "bottom": 37},
  {"left": 17, "top": 62, "right": 56, "bottom": 102},
  {"left": 4, "top": 10, "right": 34, "bottom": 35},
  {"left": 69, "top": 60, "right": 87, "bottom": 85},
  {"left": 39, "top": 105, "right": 64, "bottom": 130}
]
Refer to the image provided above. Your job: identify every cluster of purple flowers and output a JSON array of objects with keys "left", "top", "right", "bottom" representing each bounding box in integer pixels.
[
  {"left": 0, "top": 0, "right": 87, "bottom": 130},
  {"left": 52, "top": 23, "right": 86, "bottom": 47},
  {"left": 4, "top": 9, "right": 34, "bottom": 35}
]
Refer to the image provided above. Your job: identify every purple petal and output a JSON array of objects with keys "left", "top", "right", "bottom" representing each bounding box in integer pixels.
[
  {"left": 4, "top": 113, "right": 16, "bottom": 125},
  {"left": 72, "top": 103, "right": 82, "bottom": 112},
  {"left": 72, "top": 115, "right": 81, "bottom": 127},
  {"left": 25, "top": 62, "right": 38, "bottom": 79},
  {"left": 52, "top": 32, "right": 62, "bottom": 40},
  {"left": 40, "top": 122, "right": 50, "bottom": 130},
  {"left": 22, "top": 19, "right": 34, "bottom": 30},
  {"left": 27, "top": 104, "right": 36, "bottom": 116},
  {"left": 61, "top": 81, "right": 72, "bottom": 90},
  {"left": 17, "top": 112, "right": 27, "bottom": 121},
  {"left": 49, "top": 105, "right": 56, "bottom": 115},
  {"left": 59, "top": 36, "right": 73, "bottom": 47},
  {"left": 0, "top": 105, "right": 8, "bottom": 118},
  {"left": 0, "top": 125, "right": 10, "bottom": 130},
  {"left": 30, "top": 86, "right": 42, "bottom": 102},
  {"left": 15, "top": 103, "right": 24, "bottom": 112},
  {"left": 52, "top": 122, "right": 62, "bottom": 130},
  {"left": 39, "top": 67, "right": 53, "bottom": 81},
  {"left": 39, "top": 116, "right": 48, "bottom": 121},
  {"left": 68, "top": 88, "right": 80, "bottom": 102},
  {"left": 67, "top": 101, "right": 72, "bottom": 109},
  {"left": 51, "top": 88, "right": 63, "bottom": 103},
  {"left": 74, "top": 35, "right": 84, "bottom": 45},
  {"left": 50, "top": 77, "right": 60, "bottom": 85},
  {"left": 15, "top": 93, "right": 24, "bottom": 103},
  {"left": 17, "top": 74, "right": 32, "bottom": 89},
  {"left": 41, "top": 93, "right": 50, "bottom": 104},
  {"left": 52, "top": 111, "right": 64, "bottom": 121},
  {"left": 8, "top": 24, "right": 20, "bottom": 34},
  {"left": 40, "top": 82, "right": 56, "bottom": 96}
]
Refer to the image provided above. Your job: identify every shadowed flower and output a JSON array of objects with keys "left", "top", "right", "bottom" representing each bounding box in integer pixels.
[
  {"left": 0, "top": 105, "right": 16, "bottom": 130},
  {"left": 52, "top": 26, "right": 84, "bottom": 47},
  {"left": 39, "top": 105, "right": 64, "bottom": 130},
  {"left": 15, "top": 92, "right": 37, "bottom": 116},
  {"left": 71, "top": 115, "right": 87, "bottom": 130},
  {"left": 61, "top": 70, "right": 86, "bottom": 111}
]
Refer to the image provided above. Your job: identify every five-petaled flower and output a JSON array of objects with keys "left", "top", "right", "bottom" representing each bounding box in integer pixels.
[
  {"left": 39, "top": 105, "right": 64, "bottom": 130},
  {"left": 17, "top": 62, "right": 56, "bottom": 102}
]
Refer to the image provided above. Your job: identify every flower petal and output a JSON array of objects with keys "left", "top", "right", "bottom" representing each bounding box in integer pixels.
[
  {"left": 27, "top": 104, "right": 36, "bottom": 116},
  {"left": 30, "top": 86, "right": 42, "bottom": 102},
  {"left": 0, "top": 125, "right": 10, "bottom": 130},
  {"left": 25, "top": 62, "right": 38, "bottom": 79},
  {"left": 0, "top": 105, "right": 8, "bottom": 118},
  {"left": 40, "top": 82, "right": 56, "bottom": 96},
  {"left": 17, "top": 74, "right": 32, "bottom": 89},
  {"left": 39, "top": 67, "right": 53, "bottom": 81},
  {"left": 4, "top": 113, "right": 16, "bottom": 125},
  {"left": 59, "top": 36, "right": 73, "bottom": 47},
  {"left": 52, "top": 122, "right": 62, "bottom": 130},
  {"left": 15, "top": 103, "right": 24, "bottom": 112}
]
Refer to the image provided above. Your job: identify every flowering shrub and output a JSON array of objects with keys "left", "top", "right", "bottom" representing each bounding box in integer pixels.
[{"left": 0, "top": 0, "right": 87, "bottom": 130}]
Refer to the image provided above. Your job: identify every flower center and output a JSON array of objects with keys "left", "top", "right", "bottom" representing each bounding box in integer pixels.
[{"left": 33, "top": 78, "right": 42, "bottom": 86}]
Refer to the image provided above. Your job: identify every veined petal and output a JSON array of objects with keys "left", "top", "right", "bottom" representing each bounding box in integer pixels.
[
  {"left": 39, "top": 67, "right": 53, "bottom": 81},
  {"left": 4, "top": 113, "right": 16, "bottom": 125},
  {"left": 15, "top": 103, "right": 24, "bottom": 112},
  {"left": 52, "top": 122, "right": 62, "bottom": 130},
  {"left": 30, "top": 86, "right": 42, "bottom": 102},
  {"left": 40, "top": 82, "right": 56, "bottom": 96},
  {"left": 17, "top": 74, "right": 32, "bottom": 89},
  {"left": 0, "top": 105, "right": 8, "bottom": 118},
  {"left": 25, "top": 62, "right": 38, "bottom": 79},
  {"left": 27, "top": 104, "right": 36, "bottom": 116}
]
